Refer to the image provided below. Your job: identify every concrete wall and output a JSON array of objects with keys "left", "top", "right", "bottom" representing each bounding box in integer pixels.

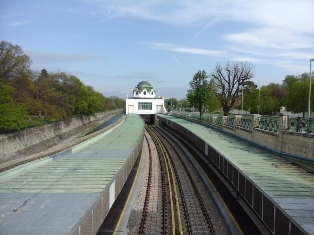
[
  {"left": 0, "top": 110, "right": 122, "bottom": 163},
  {"left": 223, "top": 116, "right": 313, "bottom": 161},
  {"left": 172, "top": 113, "right": 314, "bottom": 162}
]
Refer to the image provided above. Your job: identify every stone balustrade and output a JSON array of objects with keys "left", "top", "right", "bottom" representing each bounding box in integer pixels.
[
  {"left": 257, "top": 116, "right": 279, "bottom": 132},
  {"left": 170, "top": 112, "right": 313, "bottom": 161},
  {"left": 287, "top": 117, "right": 314, "bottom": 133}
]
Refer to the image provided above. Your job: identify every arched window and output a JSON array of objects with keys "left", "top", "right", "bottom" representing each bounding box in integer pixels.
[{"left": 144, "top": 91, "right": 146, "bottom": 95}]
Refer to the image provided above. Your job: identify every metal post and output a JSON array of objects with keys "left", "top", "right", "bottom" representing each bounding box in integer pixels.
[
  {"left": 257, "top": 83, "right": 260, "bottom": 115},
  {"left": 241, "top": 85, "right": 243, "bottom": 115},
  {"left": 309, "top": 59, "right": 314, "bottom": 118}
]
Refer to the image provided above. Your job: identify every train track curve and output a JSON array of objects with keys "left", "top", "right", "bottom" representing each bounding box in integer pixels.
[{"left": 128, "top": 125, "right": 229, "bottom": 234}]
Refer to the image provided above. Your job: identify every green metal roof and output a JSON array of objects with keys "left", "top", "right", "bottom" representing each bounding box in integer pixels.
[
  {"left": 158, "top": 114, "right": 314, "bottom": 234},
  {"left": 0, "top": 114, "right": 145, "bottom": 234},
  {"left": 136, "top": 81, "right": 152, "bottom": 87}
]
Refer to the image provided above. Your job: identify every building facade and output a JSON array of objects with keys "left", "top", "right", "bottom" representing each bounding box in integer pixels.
[{"left": 125, "top": 81, "right": 166, "bottom": 115}]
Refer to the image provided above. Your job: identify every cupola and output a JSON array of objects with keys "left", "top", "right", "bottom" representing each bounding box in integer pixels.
[{"left": 133, "top": 81, "right": 156, "bottom": 98}]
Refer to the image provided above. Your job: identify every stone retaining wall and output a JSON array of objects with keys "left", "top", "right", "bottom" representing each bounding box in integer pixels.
[{"left": 0, "top": 109, "right": 123, "bottom": 163}]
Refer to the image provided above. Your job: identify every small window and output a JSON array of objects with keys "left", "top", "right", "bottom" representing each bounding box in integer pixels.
[
  {"left": 151, "top": 91, "right": 154, "bottom": 95},
  {"left": 138, "top": 102, "right": 152, "bottom": 110},
  {"left": 144, "top": 91, "right": 146, "bottom": 95},
  {"left": 136, "top": 91, "right": 138, "bottom": 95}
]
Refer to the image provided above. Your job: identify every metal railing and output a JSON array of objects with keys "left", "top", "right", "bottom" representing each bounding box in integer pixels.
[
  {"left": 256, "top": 116, "right": 279, "bottom": 132},
  {"left": 170, "top": 112, "right": 314, "bottom": 134},
  {"left": 239, "top": 115, "right": 253, "bottom": 130},
  {"left": 226, "top": 115, "right": 235, "bottom": 128},
  {"left": 215, "top": 116, "right": 223, "bottom": 126},
  {"left": 202, "top": 116, "right": 213, "bottom": 125},
  {"left": 287, "top": 117, "right": 314, "bottom": 133}
]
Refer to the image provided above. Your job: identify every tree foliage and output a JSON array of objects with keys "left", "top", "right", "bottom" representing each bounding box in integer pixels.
[
  {"left": 177, "top": 99, "right": 189, "bottom": 111},
  {"left": 164, "top": 98, "right": 178, "bottom": 112},
  {"left": 240, "top": 84, "right": 259, "bottom": 114},
  {"left": 185, "top": 62, "right": 311, "bottom": 116},
  {"left": 211, "top": 61, "right": 255, "bottom": 115},
  {"left": 0, "top": 41, "right": 124, "bottom": 132},
  {"left": 187, "top": 70, "right": 211, "bottom": 119},
  {"left": 284, "top": 73, "right": 313, "bottom": 117},
  {"left": 0, "top": 41, "right": 32, "bottom": 82},
  {"left": 0, "top": 82, "right": 28, "bottom": 131}
]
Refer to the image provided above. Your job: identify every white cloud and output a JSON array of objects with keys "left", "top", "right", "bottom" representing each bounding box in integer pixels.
[
  {"left": 7, "top": 20, "right": 29, "bottom": 27},
  {"left": 85, "top": 0, "right": 314, "bottom": 33},
  {"left": 231, "top": 1, "right": 314, "bottom": 34},
  {"left": 86, "top": 0, "right": 314, "bottom": 68},
  {"left": 225, "top": 27, "right": 314, "bottom": 51},
  {"left": 147, "top": 42, "right": 225, "bottom": 56},
  {"left": 85, "top": 0, "right": 228, "bottom": 24},
  {"left": 224, "top": 46, "right": 266, "bottom": 57}
]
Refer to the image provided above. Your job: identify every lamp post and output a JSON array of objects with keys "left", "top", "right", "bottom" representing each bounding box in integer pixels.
[
  {"left": 309, "top": 58, "right": 314, "bottom": 118},
  {"left": 241, "top": 85, "right": 243, "bottom": 115},
  {"left": 257, "top": 82, "right": 261, "bottom": 115}
]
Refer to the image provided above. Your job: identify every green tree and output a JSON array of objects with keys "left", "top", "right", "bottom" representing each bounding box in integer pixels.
[
  {"left": 242, "top": 86, "right": 259, "bottom": 114},
  {"left": 32, "top": 72, "right": 69, "bottom": 120},
  {"left": 0, "top": 41, "right": 35, "bottom": 114},
  {"left": 178, "top": 99, "right": 189, "bottom": 111},
  {"left": 171, "top": 98, "right": 178, "bottom": 110},
  {"left": 85, "top": 86, "right": 103, "bottom": 114},
  {"left": 0, "top": 41, "right": 32, "bottom": 82},
  {"left": 234, "top": 81, "right": 259, "bottom": 114},
  {"left": 203, "top": 80, "right": 221, "bottom": 113},
  {"left": 0, "top": 41, "right": 121, "bottom": 131},
  {"left": 282, "top": 75, "right": 299, "bottom": 89},
  {"left": 164, "top": 98, "right": 178, "bottom": 112},
  {"left": 211, "top": 61, "right": 255, "bottom": 115},
  {"left": 258, "top": 86, "right": 277, "bottom": 115},
  {"left": 187, "top": 70, "right": 211, "bottom": 119},
  {"left": 109, "top": 96, "right": 124, "bottom": 109},
  {"left": 0, "top": 82, "right": 28, "bottom": 132},
  {"left": 267, "top": 83, "right": 288, "bottom": 112},
  {"left": 285, "top": 74, "right": 313, "bottom": 117}
]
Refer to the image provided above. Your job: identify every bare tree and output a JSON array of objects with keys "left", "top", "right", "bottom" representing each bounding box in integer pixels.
[{"left": 211, "top": 61, "right": 255, "bottom": 115}]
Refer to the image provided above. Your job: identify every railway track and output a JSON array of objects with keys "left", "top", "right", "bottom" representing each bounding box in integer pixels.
[{"left": 128, "top": 125, "right": 228, "bottom": 234}]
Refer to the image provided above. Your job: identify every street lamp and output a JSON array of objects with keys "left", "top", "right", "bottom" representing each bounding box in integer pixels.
[
  {"left": 256, "top": 82, "right": 261, "bottom": 115},
  {"left": 241, "top": 85, "right": 244, "bottom": 115},
  {"left": 309, "top": 58, "right": 314, "bottom": 118}
]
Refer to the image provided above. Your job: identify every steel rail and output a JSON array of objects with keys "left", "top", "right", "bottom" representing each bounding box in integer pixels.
[
  {"left": 154, "top": 125, "right": 216, "bottom": 235},
  {"left": 146, "top": 125, "right": 184, "bottom": 234}
]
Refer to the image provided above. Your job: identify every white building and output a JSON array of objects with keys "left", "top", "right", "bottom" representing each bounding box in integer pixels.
[{"left": 125, "top": 81, "right": 166, "bottom": 115}]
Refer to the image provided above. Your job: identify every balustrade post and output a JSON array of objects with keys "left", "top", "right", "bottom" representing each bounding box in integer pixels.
[
  {"left": 222, "top": 116, "right": 228, "bottom": 126},
  {"left": 252, "top": 114, "right": 261, "bottom": 129},
  {"left": 279, "top": 114, "right": 288, "bottom": 132},
  {"left": 278, "top": 114, "right": 287, "bottom": 153}
]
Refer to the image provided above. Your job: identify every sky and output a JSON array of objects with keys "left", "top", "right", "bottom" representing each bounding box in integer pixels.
[{"left": 1, "top": 0, "right": 314, "bottom": 100}]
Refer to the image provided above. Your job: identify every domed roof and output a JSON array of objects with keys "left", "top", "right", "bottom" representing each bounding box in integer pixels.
[
  {"left": 133, "top": 80, "right": 156, "bottom": 98},
  {"left": 137, "top": 81, "right": 152, "bottom": 87}
]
